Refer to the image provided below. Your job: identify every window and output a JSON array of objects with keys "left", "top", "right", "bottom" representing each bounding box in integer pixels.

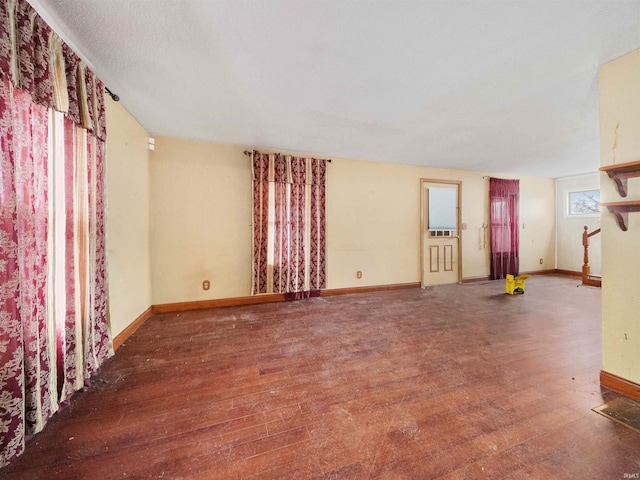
[
  {"left": 567, "top": 189, "right": 600, "bottom": 216},
  {"left": 428, "top": 186, "right": 457, "bottom": 237}
]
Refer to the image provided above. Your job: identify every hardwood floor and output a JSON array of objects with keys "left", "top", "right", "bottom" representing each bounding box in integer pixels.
[{"left": 2, "top": 275, "right": 639, "bottom": 479}]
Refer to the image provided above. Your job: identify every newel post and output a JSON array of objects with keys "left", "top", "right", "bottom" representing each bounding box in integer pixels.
[{"left": 582, "top": 226, "right": 590, "bottom": 282}]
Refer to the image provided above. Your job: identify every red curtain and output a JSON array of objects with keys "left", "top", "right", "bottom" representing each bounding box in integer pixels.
[
  {"left": 0, "top": 78, "right": 55, "bottom": 465},
  {"left": 54, "top": 116, "right": 111, "bottom": 401},
  {"left": 252, "top": 152, "right": 270, "bottom": 294},
  {"left": 1, "top": 0, "right": 111, "bottom": 468},
  {"left": 85, "top": 135, "right": 111, "bottom": 379},
  {"left": 490, "top": 178, "right": 520, "bottom": 279},
  {"left": 252, "top": 152, "right": 327, "bottom": 297},
  {"left": 308, "top": 158, "right": 326, "bottom": 292}
]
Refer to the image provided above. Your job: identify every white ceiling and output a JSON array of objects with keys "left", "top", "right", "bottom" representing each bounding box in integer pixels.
[{"left": 30, "top": 0, "right": 640, "bottom": 178}]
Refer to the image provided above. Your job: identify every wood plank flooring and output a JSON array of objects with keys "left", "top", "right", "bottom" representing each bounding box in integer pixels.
[{"left": 2, "top": 275, "right": 640, "bottom": 479}]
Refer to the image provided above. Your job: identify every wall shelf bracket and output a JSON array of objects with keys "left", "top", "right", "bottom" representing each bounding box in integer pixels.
[
  {"left": 600, "top": 160, "right": 640, "bottom": 197},
  {"left": 601, "top": 201, "right": 640, "bottom": 231}
]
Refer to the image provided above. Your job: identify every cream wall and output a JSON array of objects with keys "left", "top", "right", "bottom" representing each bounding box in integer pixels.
[
  {"left": 150, "top": 137, "right": 555, "bottom": 305},
  {"left": 105, "top": 100, "right": 152, "bottom": 337},
  {"left": 518, "top": 176, "right": 556, "bottom": 273},
  {"left": 556, "top": 174, "right": 601, "bottom": 274},
  {"left": 328, "top": 160, "right": 555, "bottom": 288},
  {"left": 150, "top": 139, "right": 252, "bottom": 304},
  {"left": 599, "top": 48, "right": 640, "bottom": 385}
]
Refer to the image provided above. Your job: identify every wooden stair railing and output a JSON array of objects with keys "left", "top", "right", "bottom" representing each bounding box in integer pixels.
[{"left": 582, "top": 226, "right": 601, "bottom": 287}]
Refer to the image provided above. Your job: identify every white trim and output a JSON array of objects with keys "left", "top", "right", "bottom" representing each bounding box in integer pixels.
[{"left": 555, "top": 171, "right": 601, "bottom": 181}]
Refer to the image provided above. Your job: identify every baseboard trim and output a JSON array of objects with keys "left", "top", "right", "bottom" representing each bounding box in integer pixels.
[
  {"left": 461, "top": 275, "right": 491, "bottom": 283},
  {"left": 320, "top": 282, "right": 421, "bottom": 297},
  {"left": 113, "top": 306, "right": 153, "bottom": 351},
  {"left": 555, "top": 269, "right": 582, "bottom": 277},
  {"left": 520, "top": 269, "right": 558, "bottom": 276},
  {"left": 152, "top": 293, "right": 287, "bottom": 314},
  {"left": 583, "top": 278, "right": 602, "bottom": 287},
  {"left": 461, "top": 270, "right": 558, "bottom": 283},
  {"left": 600, "top": 370, "right": 640, "bottom": 400},
  {"left": 151, "top": 283, "right": 422, "bottom": 314}
]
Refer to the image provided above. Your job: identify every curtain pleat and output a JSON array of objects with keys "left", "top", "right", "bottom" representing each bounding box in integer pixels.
[
  {"left": 489, "top": 178, "right": 520, "bottom": 279},
  {"left": 272, "top": 154, "right": 287, "bottom": 293},
  {"left": 48, "top": 33, "right": 68, "bottom": 113},
  {"left": 85, "top": 136, "right": 112, "bottom": 377},
  {"left": 309, "top": 158, "right": 326, "bottom": 290},
  {"left": 251, "top": 152, "right": 270, "bottom": 295},
  {"left": 62, "top": 43, "right": 80, "bottom": 126},
  {"left": 0, "top": 78, "right": 24, "bottom": 465},
  {"left": 0, "top": 2, "right": 10, "bottom": 76},
  {"left": 289, "top": 156, "right": 306, "bottom": 293},
  {"left": 56, "top": 114, "right": 79, "bottom": 403},
  {"left": 251, "top": 151, "right": 327, "bottom": 297},
  {"left": 12, "top": 82, "right": 54, "bottom": 435}
]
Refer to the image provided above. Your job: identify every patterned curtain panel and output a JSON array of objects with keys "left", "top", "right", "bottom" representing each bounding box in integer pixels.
[
  {"left": 0, "top": 79, "right": 112, "bottom": 469},
  {"left": 252, "top": 151, "right": 327, "bottom": 297},
  {"left": 53, "top": 113, "right": 111, "bottom": 402},
  {"left": 0, "top": 78, "right": 55, "bottom": 466},
  {"left": 0, "top": 0, "right": 111, "bottom": 468},
  {"left": 82, "top": 125, "right": 111, "bottom": 380},
  {"left": 489, "top": 177, "right": 520, "bottom": 279}
]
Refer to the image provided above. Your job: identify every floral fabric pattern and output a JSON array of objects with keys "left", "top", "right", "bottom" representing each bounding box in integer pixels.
[
  {"left": 309, "top": 158, "right": 327, "bottom": 290},
  {"left": 0, "top": 0, "right": 106, "bottom": 140},
  {"left": 0, "top": 0, "right": 112, "bottom": 468},
  {"left": 252, "top": 152, "right": 270, "bottom": 294},
  {"left": 0, "top": 78, "right": 55, "bottom": 467},
  {"left": 251, "top": 151, "right": 327, "bottom": 296},
  {"left": 0, "top": 76, "right": 27, "bottom": 468}
]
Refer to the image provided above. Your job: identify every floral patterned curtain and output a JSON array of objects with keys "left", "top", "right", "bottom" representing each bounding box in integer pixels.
[
  {"left": 252, "top": 151, "right": 327, "bottom": 298},
  {"left": 0, "top": 78, "right": 55, "bottom": 465},
  {"left": 489, "top": 177, "right": 520, "bottom": 279},
  {"left": 0, "top": 0, "right": 111, "bottom": 468}
]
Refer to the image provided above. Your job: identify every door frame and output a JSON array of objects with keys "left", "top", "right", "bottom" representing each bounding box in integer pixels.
[{"left": 420, "top": 178, "right": 463, "bottom": 286}]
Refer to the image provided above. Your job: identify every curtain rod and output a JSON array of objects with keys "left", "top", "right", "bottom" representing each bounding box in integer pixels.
[
  {"left": 105, "top": 87, "right": 119, "bottom": 102},
  {"left": 244, "top": 150, "right": 331, "bottom": 162}
]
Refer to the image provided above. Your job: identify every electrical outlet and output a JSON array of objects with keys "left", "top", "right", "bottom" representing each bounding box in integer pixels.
[
  {"left": 202, "top": 280, "right": 210, "bottom": 290},
  {"left": 357, "top": 270, "right": 362, "bottom": 279},
  {"left": 539, "top": 258, "right": 543, "bottom": 265}
]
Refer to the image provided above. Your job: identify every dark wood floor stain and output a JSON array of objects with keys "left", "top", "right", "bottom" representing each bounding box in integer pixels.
[{"left": 2, "top": 275, "right": 639, "bottom": 479}]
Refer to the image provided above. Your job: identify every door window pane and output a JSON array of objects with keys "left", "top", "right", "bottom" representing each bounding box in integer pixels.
[{"left": 428, "top": 187, "right": 457, "bottom": 230}]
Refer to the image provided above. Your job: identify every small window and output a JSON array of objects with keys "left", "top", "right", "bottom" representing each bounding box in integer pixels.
[
  {"left": 568, "top": 189, "right": 600, "bottom": 216},
  {"left": 428, "top": 187, "right": 457, "bottom": 230}
]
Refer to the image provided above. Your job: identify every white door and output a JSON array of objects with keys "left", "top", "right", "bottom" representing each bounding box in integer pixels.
[{"left": 421, "top": 180, "right": 461, "bottom": 286}]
